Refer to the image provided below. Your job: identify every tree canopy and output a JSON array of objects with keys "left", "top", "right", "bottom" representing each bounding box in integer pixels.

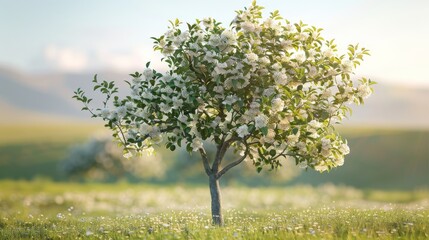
[{"left": 74, "top": 1, "right": 373, "bottom": 175}]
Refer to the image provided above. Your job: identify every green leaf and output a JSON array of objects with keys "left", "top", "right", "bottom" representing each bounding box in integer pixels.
[
  {"left": 269, "top": 149, "right": 276, "bottom": 157},
  {"left": 292, "top": 128, "right": 299, "bottom": 134},
  {"left": 170, "top": 145, "right": 176, "bottom": 151},
  {"left": 260, "top": 127, "right": 268, "bottom": 136},
  {"left": 226, "top": 104, "right": 232, "bottom": 112}
]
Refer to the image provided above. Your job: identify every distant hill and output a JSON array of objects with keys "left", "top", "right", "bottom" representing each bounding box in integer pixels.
[
  {"left": 1, "top": 66, "right": 429, "bottom": 128},
  {"left": 0, "top": 125, "right": 427, "bottom": 190},
  {"left": 343, "top": 82, "right": 429, "bottom": 128},
  {"left": 0, "top": 66, "right": 126, "bottom": 123},
  {"left": 288, "top": 129, "right": 429, "bottom": 189}
]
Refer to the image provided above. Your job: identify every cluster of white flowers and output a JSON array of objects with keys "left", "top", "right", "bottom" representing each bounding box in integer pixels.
[{"left": 79, "top": 1, "right": 372, "bottom": 173}]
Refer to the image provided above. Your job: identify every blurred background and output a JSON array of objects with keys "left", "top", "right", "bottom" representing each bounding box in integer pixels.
[{"left": 0, "top": 0, "right": 428, "bottom": 190}]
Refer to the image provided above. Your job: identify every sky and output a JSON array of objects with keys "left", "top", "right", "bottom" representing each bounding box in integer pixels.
[{"left": 1, "top": 0, "right": 428, "bottom": 87}]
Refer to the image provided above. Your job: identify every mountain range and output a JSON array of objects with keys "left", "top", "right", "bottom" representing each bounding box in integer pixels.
[{"left": 1, "top": 65, "right": 428, "bottom": 128}]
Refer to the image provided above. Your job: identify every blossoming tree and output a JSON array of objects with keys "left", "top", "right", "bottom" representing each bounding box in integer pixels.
[{"left": 74, "top": 1, "right": 373, "bottom": 225}]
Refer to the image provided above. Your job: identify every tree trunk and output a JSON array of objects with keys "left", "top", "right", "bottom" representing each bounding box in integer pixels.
[{"left": 209, "top": 174, "right": 223, "bottom": 226}]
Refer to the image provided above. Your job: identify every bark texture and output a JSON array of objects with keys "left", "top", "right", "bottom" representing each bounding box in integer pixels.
[{"left": 209, "top": 175, "right": 223, "bottom": 226}]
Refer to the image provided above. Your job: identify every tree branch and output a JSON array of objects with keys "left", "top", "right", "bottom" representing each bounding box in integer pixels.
[
  {"left": 114, "top": 122, "right": 128, "bottom": 146},
  {"left": 199, "top": 148, "right": 212, "bottom": 176},
  {"left": 216, "top": 151, "right": 248, "bottom": 180},
  {"left": 215, "top": 140, "right": 249, "bottom": 179}
]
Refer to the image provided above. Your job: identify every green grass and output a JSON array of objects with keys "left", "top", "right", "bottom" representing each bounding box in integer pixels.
[
  {"left": 1, "top": 124, "right": 428, "bottom": 189},
  {"left": 0, "top": 124, "right": 103, "bottom": 145},
  {"left": 0, "top": 181, "right": 428, "bottom": 239}
]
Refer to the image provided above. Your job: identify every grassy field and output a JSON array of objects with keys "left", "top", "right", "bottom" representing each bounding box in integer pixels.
[
  {"left": 0, "top": 124, "right": 427, "bottom": 189},
  {"left": 0, "top": 180, "right": 428, "bottom": 239},
  {"left": 0, "top": 124, "right": 428, "bottom": 239}
]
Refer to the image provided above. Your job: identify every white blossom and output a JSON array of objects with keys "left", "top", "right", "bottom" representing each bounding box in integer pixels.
[
  {"left": 100, "top": 108, "right": 110, "bottom": 119},
  {"left": 357, "top": 83, "right": 372, "bottom": 99},
  {"left": 246, "top": 52, "right": 259, "bottom": 62},
  {"left": 341, "top": 59, "right": 353, "bottom": 74},
  {"left": 255, "top": 114, "right": 268, "bottom": 129},
  {"left": 139, "top": 123, "right": 152, "bottom": 136},
  {"left": 115, "top": 106, "right": 127, "bottom": 118},
  {"left": 339, "top": 143, "right": 350, "bottom": 155},
  {"left": 191, "top": 137, "right": 203, "bottom": 151},
  {"left": 125, "top": 102, "right": 136, "bottom": 110},
  {"left": 223, "top": 95, "right": 238, "bottom": 105},
  {"left": 178, "top": 113, "right": 188, "bottom": 123},
  {"left": 294, "top": 50, "right": 306, "bottom": 63},
  {"left": 236, "top": 125, "right": 250, "bottom": 138},
  {"left": 75, "top": 2, "right": 373, "bottom": 182},
  {"left": 308, "top": 120, "right": 323, "bottom": 129},
  {"left": 159, "top": 103, "right": 172, "bottom": 113},
  {"left": 323, "top": 48, "right": 334, "bottom": 58},
  {"left": 278, "top": 117, "right": 290, "bottom": 130},
  {"left": 287, "top": 132, "right": 300, "bottom": 146},
  {"left": 271, "top": 97, "right": 284, "bottom": 112},
  {"left": 132, "top": 77, "right": 142, "bottom": 85},
  {"left": 241, "top": 21, "right": 255, "bottom": 32},
  {"left": 273, "top": 71, "right": 288, "bottom": 85},
  {"left": 308, "top": 66, "right": 318, "bottom": 78},
  {"left": 214, "top": 62, "right": 228, "bottom": 75}
]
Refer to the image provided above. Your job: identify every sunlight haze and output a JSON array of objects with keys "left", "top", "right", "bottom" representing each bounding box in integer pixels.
[{"left": 0, "top": 0, "right": 428, "bottom": 87}]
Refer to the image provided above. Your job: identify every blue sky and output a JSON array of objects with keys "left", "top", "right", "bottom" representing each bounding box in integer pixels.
[{"left": 1, "top": 0, "right": 428, "bottom": 86}]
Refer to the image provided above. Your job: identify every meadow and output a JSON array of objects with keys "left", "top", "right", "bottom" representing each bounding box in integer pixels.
[
  {"left": 0, "top": 124, "right": 427, "bottom": 189},
  {"left": 0, "top": 124, "right": 428, "bottom": 239},
  {"left": 0, "top": 181, "right": 428, "bottom": 239}
]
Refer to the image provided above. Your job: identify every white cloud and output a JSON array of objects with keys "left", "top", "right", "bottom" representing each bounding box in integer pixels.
[
  {"left": 44, "top": 46, "right": 89, "bottom": 72},
  {"left": 42, "top": 45, "right": 167, "bottom": 73},
  {"left": 95, "top": 46, "right": 166, "bottom": 72}
]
